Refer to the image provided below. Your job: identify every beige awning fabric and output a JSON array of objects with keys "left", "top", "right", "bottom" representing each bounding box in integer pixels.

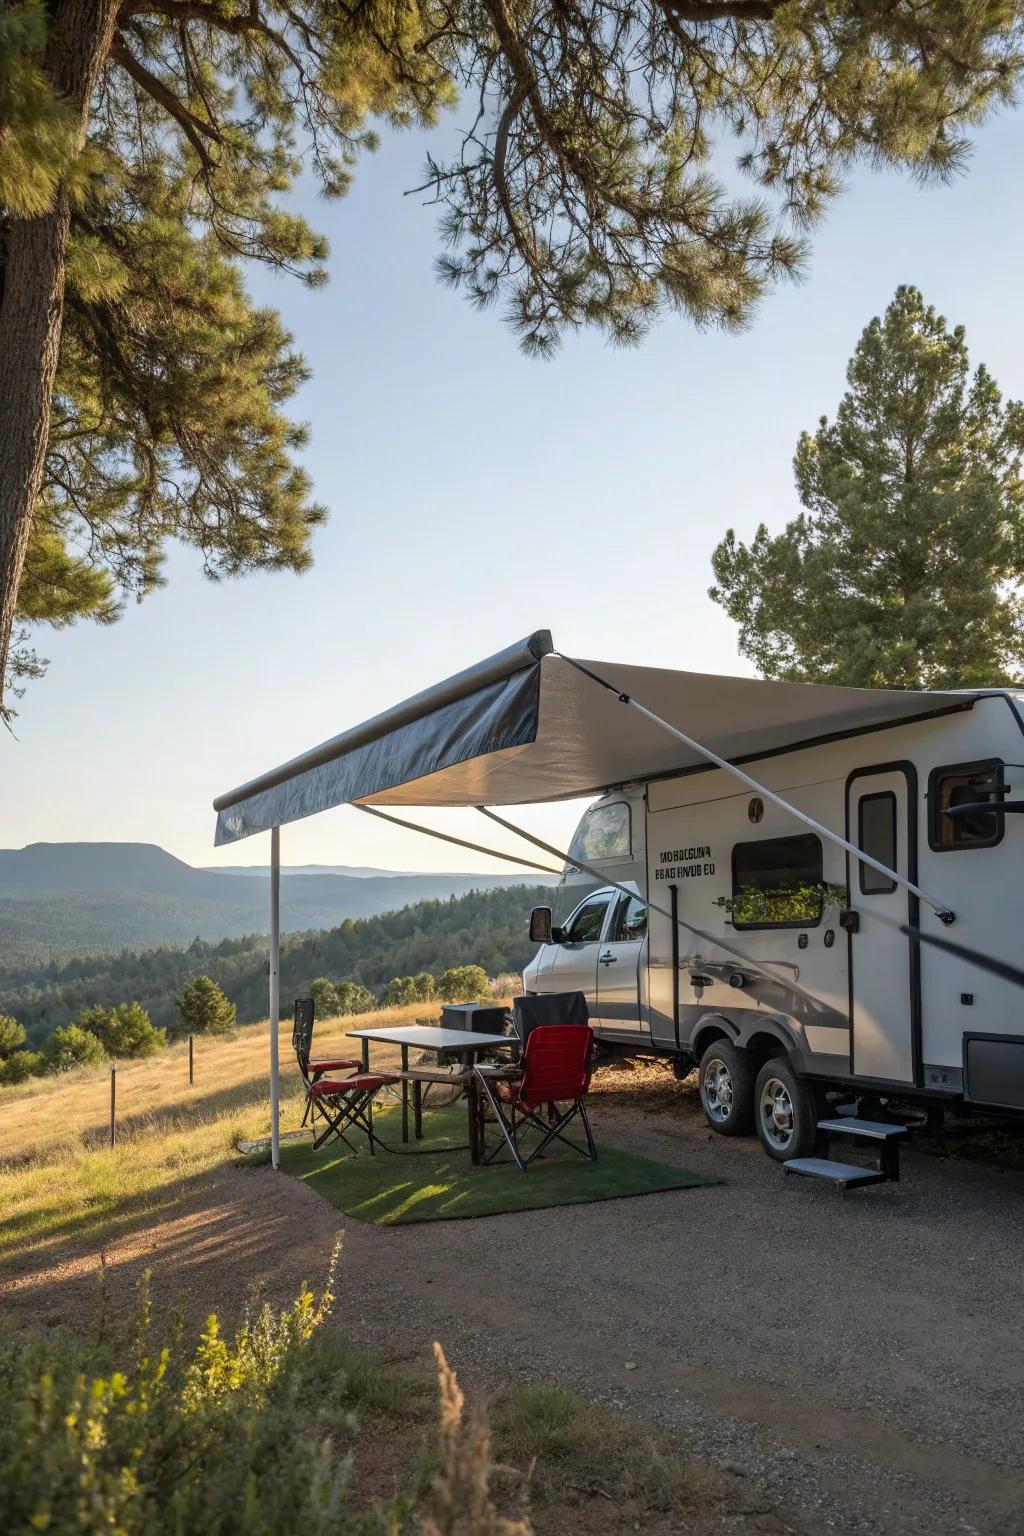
[{"left": 213, "top": 631, "right": 976, "bottom": 844}]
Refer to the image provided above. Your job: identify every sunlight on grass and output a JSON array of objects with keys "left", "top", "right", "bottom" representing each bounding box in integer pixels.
[{"left": 0, "top": 1003, "right": 436, "bottom": 1277}]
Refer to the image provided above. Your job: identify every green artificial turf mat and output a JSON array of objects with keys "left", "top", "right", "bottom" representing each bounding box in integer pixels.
[{"left": 275, "top": 1105, "right": 720, "bottom": 1225}]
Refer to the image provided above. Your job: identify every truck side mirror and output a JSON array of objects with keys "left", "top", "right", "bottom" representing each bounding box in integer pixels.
[{"left": 529, "top": 906, "right": 554, "bottom": 944}]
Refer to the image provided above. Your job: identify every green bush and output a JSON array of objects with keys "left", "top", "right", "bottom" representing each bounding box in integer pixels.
[
  {"left": 0, "top": 1049, "right": 44, "bottom": 1085},
  {"left": 44, "top": 1024, "right": 108, "bottom": 1073},
  {"left": 0, "top": 1014, "right": 26, "bottom": 1056},
  {"left": 334, "top": 980, "right": 376, "bottom": 1016},
  {"left": 437, "top": 964, "right": 490, "bottom": 1004},
  {"left": 0, "top": 1260, "right": 369, "bottom": 1536},
  {"left": 382, "top": 972, "right": 436, "bottom": 1007},
  {"left": 74, "top": 1001, "right": 167, "bottom": 1058},
  {"left": 175, "top": 976, "right": 236, "bottom": 1037},
  {"left": 308, "top": 976, "right": 340, "bottom": 1018}
]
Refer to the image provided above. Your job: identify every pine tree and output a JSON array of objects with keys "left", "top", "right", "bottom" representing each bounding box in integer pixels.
[
  {"left": 175, "top": 974, "right": 236, "bottom": 1036},
  {"left": 3, "top": 5, "right": 1024, "bottom": 712},
  {"left": 710, "top": 287, "right": 1024, "bottom": 689}
]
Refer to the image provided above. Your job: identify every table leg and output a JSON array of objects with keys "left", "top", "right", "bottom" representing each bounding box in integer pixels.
[
  {"left": 360, "top": 1039, "right": 369, "bottom": 1073},
  {"left": 413, "top": 1078, "right": 423, "bottom": 1140},
  {"left": 467, "top": 1076, "right": 481, "bottom": 1166},
  {"left": 401, "top": 1044, "right": 409, "bottom": 1143}
]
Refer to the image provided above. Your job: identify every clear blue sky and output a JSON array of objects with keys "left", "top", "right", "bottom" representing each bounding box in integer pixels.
[{"left": 3, "top": 102, "right": 1023, "bottom": 872}]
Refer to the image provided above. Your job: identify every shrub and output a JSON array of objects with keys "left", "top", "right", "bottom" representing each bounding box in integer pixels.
[
  {"left": 437, "top": 965, "right": 490, "bottom": 1004},
  {"left": 383, "top": 973, "right": 436, "bottom": 1007},
  {"left": 0, "top": 1049, "right": 44, "bottom": 1085},
  {"left": 309, "top": 977, "right": 340, "bottom": 1018},
  {"left": 334, "top": 980, "right": 376, "bottom": 1016},
  {"left": 0, "top": 1014, "right": 26, "bottom": 1056},
  {"left": 74, "top": 1002, "right": 167, "bottom": 1058},
  {"left": 488, "top": 973, "right": 522, "bottom": 1001},
  {"left": 45, "top": 1024, "right": 108, "bottom": 1073},
  {"left": 0, "top": 1262, "right": 361, "bottom": 1536},
  {"left": 176, "top": 976, "right": 236, "bottom": 1037}
]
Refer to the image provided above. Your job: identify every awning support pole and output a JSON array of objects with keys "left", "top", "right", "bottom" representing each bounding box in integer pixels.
[
  {"left": 269, "top": 825, "right": 281, "bottom": 1171},
  {"left": 557, "top": 653, "right": 955, "bottom": 925}
]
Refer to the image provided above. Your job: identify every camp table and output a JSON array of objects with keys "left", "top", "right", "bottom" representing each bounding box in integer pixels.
[{"left": 345, "top": 1024, "right": 513, "bottom": 1163}]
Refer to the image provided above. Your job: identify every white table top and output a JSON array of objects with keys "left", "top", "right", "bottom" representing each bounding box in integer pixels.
[{"left": 346, "top": 1024, "right": 513, "bottom": 1053}]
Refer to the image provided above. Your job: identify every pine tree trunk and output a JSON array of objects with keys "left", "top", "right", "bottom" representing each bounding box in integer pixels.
[{"left": 0, "top": 0, "right": 120, "bottom": 715}]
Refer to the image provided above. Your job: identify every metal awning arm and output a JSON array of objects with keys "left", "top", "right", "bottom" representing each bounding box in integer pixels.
[
  {"left": 356, "top": 804, "right": 562, "bottom": 875},
  {"left": 557, "top": 653, "right": 956, "bottom": 926}
]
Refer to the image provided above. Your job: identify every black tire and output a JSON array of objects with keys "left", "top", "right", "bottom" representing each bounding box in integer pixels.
[
  {"left": 753, "top": 1057, "right": 820, "bottom": 1162},
  {"left": 698, "top": 1040, "right": 755, "bottom": 1136}
]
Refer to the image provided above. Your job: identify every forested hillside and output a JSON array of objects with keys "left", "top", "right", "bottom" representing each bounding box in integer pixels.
[
  {"left": 0, "top": 843, "right": 553, "bottom": 965},
  {"left": 1, "top": 885, "right": 549, "bottom": 1048}
]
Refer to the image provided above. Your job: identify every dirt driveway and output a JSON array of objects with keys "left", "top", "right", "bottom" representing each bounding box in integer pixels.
[
  {"left": 333, "top": 1076, "right": 1024, "bottom": 1536},
  {"left": 5, "top": 1069, "right": 1023, "bottom": 1535}
]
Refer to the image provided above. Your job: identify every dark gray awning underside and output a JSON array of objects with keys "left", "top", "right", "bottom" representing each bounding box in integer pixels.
[{"left": 213, "top": 630, "right": 976, "bottom": 845}]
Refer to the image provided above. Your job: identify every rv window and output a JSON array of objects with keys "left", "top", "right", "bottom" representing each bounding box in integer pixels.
[
  {"left": 729, "top": 834, "right": 824, "bottom": 929},
  {"left": 609, "top": 892, "right": 648, "bottom": 943},
  {"left": 568, "top": 802, "right": 631, "bottom": 864},
  {"left": 564, "top": 891, "right": 614, "bottom": 943},
  {"left": 929, "top": 761, "right": 1004, "bottom": 851},
  {"left": 858, "top": 793, "right": 898, "bottom": 894}
]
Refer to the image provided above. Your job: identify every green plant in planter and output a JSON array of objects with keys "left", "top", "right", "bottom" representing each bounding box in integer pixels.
[{"left": 714, "top": 883, "right": 847, "bottom": 927}]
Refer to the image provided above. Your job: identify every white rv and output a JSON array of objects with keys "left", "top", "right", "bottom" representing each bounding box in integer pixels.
[{"left": 523, "top": 691, "right": 1024, "bottom": 1163}]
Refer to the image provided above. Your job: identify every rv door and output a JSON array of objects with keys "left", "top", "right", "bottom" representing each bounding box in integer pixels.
[
  {"left": 593, "top": 890, "right": 647, "bottom": 1033},
  {"left": 845, "top": 767, "right": 919, "bottom": 1085}
]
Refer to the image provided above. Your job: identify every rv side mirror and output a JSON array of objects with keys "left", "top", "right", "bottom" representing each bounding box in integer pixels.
[{"left": 529, "top": 906, "right": 554, "bottom": 944}]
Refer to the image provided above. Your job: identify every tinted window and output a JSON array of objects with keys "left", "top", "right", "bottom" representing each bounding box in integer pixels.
[
  {"left": 730, "top": 834, "right": 824, "bottom": 929},
  {"left": 609, "top": 893, "right": 647, "bottom": 943},
  {"left": 569, "top": 802, "right": 631, "bottom": 863},
  {"left": 858, "top": 793, "right": 897, "bottom": 894},
  {"left": 930, "top": 762, "right": 1004, "bottom": 850},
  {"left": 565, "top": 892, "right": 613, "bottom": 942}
]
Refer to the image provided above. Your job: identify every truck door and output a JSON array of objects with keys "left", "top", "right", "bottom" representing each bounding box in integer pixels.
[
  {"left": 541, "top": 889, "right": 615, "bottom": 1017},
  {"left": 845, "top": 767, "right": 919, "bottom": 1085},
  {"left": 594, "top": 891, "right": 647, "bottom": 1033}
]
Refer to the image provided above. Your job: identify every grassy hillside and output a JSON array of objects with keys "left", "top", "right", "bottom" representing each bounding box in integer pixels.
[{"left": 0, "top": 883, "right": 549, "bottom": 1047}]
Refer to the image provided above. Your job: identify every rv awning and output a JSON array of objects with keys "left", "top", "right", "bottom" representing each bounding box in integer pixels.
[{"left": 213, "top": 630, "right": 976, "bottom": 845}]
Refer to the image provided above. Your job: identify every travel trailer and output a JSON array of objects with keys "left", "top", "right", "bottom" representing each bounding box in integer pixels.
[{"left": 523, "top": 690, "right": 1024, "bottom": 1163}]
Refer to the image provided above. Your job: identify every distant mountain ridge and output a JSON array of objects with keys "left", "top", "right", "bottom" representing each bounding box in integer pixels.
[{"left": 0, "top": 842, "right": 556, "bottom": 967}]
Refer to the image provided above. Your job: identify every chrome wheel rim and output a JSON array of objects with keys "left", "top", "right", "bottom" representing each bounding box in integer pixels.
[
  {"left": 702, "top": 1058, "right": 734, "bottom": 1124},
  {"left": 759, "top": 1076, "right": 795, "bottom": 1151}
]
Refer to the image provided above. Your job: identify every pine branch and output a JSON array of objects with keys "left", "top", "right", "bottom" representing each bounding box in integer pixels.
[{"left": 109, "top": 35, "right": 223, "bottom": 170}]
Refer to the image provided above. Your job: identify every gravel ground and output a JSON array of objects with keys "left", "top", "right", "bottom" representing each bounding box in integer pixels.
[{"left": 331, "top": 1076, "right": 1024, "bottom": 1536}]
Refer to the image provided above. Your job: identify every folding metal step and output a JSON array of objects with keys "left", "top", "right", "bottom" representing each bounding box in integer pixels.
[
  {"left": 816, "top": 1117, "right": 909, "bottom": 1141},
  {"left": 783, "top": 1157, "right": 887, "bottom": 1190}
]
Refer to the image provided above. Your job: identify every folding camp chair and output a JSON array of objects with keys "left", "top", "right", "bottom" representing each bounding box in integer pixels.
[
  {"left": 474, "top": 1023, "right": 597, "bottom": 1173},
  {"left": 293, "top": 998, "right": 398, "bottom": 1153}
]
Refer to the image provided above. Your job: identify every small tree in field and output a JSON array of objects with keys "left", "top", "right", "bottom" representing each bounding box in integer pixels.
[
  {"left": 77, "top": 1002, "right": 166, "bottom": 1058},
  {"left": 0, "top": 1050, "right": 44, "bottom": 1085},
  {"left": 175, "top": 976, "right": 236, "bottom": 1038},
  {"left": 45, "top": 1024, "right": 107, "bottom": 1073},
  {"left": 0, "top": 1015, "right": 26, "bottom": 1056},
  {"left": 437, "top": 966, "right": 490, "bottom": 1005},
  {"left": 334, "top": 981, "right": 376, "bottom": 1017},
  {"left": 308, "top": 978, "right": 340, "bottom": 1019},
  {"left": 710, "top": 286, "right": 1024, "bottom": 689}
]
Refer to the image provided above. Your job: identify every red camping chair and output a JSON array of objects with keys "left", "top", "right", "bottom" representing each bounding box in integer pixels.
[
  {"left": 293, "top": 999, "right": 398, "bottom": 1153},
  {"left": 474, "top": 1024, "right": 597, "bottom": 1173}
]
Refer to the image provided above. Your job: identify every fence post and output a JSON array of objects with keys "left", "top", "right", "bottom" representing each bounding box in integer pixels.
[
  {"left": 109, "top": 1063, "right": 116, "bottom": 1149},
  {"left": 189, "top": 1033, "right": 194, "bottom": 1086}
]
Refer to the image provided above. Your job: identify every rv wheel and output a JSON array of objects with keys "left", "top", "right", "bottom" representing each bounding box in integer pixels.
[
  {"left": 698, "top": 1041, "right": 754, "bottom": 1136},
  {"left": 754, "top": 1058, "right": 819, "bottom": 1162}
]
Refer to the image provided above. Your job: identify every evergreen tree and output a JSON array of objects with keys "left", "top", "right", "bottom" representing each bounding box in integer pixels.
[
  {"left": 45, "top": 1022, "right": 107, "bottom": 1072},
  {"left": 437, "top": 964, "right": 489, "bottom": 1004},
  {"left": 3, "top": 5, "right": 1024, "bottom": 712},
  {"left": 76, "top": 1000, "right": 166, "bottom": 1057},
  {"left": 710, "top": 287, "right": 1024, "bottom": 688},
  {"left": 308, "top": 977, "right": 340, "bottom": 1019},
  {"left": 175, "top": 975, "right": 236, "bottom": 1037},
  {"left": 0, "top": 1014, "right": 26, "bottom": 1055}
]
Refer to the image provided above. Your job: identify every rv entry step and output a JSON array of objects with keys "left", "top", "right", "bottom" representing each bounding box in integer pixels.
[
  {"left": 783, "top": 1158, "right": 886, "bottom": 1189},
  {"left": 783, "top": 1117, "right": 909, "bottom": 1190}
]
